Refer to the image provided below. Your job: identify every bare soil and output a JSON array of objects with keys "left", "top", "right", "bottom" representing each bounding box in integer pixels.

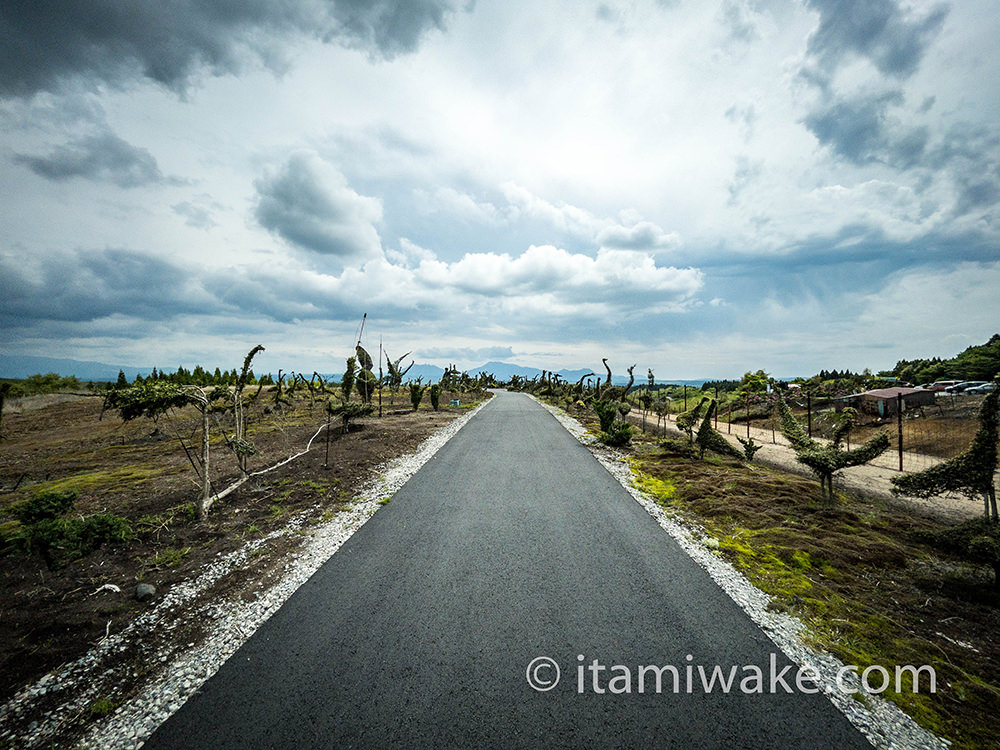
[{"left": 0, "top": 389, "right": 479, "bottom": 710}]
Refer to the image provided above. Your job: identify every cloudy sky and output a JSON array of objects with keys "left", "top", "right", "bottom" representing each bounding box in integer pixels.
[{"left": 2, "top": 0, "right": 998, "bottom": 379}]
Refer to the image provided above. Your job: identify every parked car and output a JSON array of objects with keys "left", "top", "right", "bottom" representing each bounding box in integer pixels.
[
  {"left": 945, "top": 381, "right": 988, "bottom": 393},
  {"left": 925, "top": 380, "right": 960, "bottom": 392},
  {"left": 965, "top": 382, "right": 996, "bottom": 394}
]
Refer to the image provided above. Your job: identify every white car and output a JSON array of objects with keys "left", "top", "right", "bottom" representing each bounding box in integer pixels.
[{"left": 964, "top": 382, "right": 996, "bottom": 394}]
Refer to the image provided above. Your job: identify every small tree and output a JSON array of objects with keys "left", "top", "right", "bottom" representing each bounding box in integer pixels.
[
  {"left": 695, "top": 401, "right": 743, "bottom": 460},
  {"left": 227, "top": 345, "right": 264, "bottom": 477},
  {"left": 775, "top": 390, "right": 890, "bottom": 503},
  {"left": 409, "top": 380, "right": 425, "bottom": 410},
  {"left": 676, "top": 396, "right": 711, "bottom": 444},
  {"left": 327, "top": 399, "right": 375, "bottom": 434},
  {"left": 430, "top": 383, "right": 441, "bottom": 411},
  {"left": 891, "top": 383, "right": 999, "bottom": 520},
  {"left": 736, "top": 435, "right": 762, "bottom": 462},
  {"left": 341, "top": 357, "right": 357, "bottom": 403},
  {"left": 356, "top": 345, "right": 377, "bottom": 404}
]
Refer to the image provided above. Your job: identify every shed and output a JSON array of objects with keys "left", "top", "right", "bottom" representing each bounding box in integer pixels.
[{"left": 850, "top": 387, "right": 936, "bottom": 417}]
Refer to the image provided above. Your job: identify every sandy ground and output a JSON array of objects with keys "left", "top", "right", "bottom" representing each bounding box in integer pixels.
[{"left": 628, "top": 412, "right": 990, "bottom": 524}]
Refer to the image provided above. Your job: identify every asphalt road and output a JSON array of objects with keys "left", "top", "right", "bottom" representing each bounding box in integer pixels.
[{"left": 144, "top": 390, "right": 872, "bottom": 749}]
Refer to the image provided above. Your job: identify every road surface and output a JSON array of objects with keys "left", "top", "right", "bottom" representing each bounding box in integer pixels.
[{"left": 144, "top": 390, "right": 871, "bottom": 749}]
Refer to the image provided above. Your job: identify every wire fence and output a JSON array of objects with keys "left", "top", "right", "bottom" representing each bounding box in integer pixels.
[{"left": 631, "top": 390, "right": 992, "bottom": 474}]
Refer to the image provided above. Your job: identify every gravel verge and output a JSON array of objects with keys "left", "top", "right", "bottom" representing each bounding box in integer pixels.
[
  {"left": 0, "top": 401, "right": 487, "bottom": 750},
  {"left": 534, "top": 397, "right": 949, "bottom": 750}
]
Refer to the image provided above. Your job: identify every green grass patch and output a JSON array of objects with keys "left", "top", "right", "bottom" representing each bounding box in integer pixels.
[
  {"left": 144, "top": 546, "right": 191, "bottom": 569},
  {"left": 628, "top": 441, "right": 1000, "bottom": 750}
]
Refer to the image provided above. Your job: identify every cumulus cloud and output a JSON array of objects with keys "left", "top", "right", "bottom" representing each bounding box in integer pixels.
[
  {"left": 0, "top": 0, "right": 467, "bottom": 98},
  {"left": 13, "top": 130, "right": 165, "bottom": 187},
  {"left": 595, "top": 221, "right": 682, "bottom": 252},
  {"left": 254, "top": 151, "right": 383, "bottom": 261},
  {"left": 803, "top": 0, "right": 948, "bottom": 83},
  {"left": 500, "top": 182, "right": 604, "bottom": 238}
]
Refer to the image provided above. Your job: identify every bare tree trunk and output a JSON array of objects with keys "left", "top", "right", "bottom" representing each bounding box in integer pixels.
[{"left": 200, "top": 403, "right": 211, "bottom": 520}]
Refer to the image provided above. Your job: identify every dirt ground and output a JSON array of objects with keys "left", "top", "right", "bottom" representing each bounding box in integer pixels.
[
  {"left": 626, "top": 410, "right": 991, "bottom": 523},
  {"left": 0, "top": 389, "right": 480, "bottom": 720}
]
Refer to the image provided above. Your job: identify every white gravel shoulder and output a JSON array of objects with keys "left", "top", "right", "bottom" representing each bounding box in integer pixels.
[
  {"left": 533, "top": 397, "right": 948, "bottom": 750},
  {"left": 0, "top": 401, "right": 488, "bottom": 750}
]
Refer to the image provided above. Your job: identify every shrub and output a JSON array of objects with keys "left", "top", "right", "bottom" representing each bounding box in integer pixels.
[
  {"left": 430, "top": 383, "right": 441, "bottom": 411},
  {"left": 409, "top": 382, "right": 425, "bottom": 410},
  {"left": 600, "top": 421, "right": 633, "bottom": 447},
  {"left": 9, "top": 490, "right": 132, "bottom": 569}
]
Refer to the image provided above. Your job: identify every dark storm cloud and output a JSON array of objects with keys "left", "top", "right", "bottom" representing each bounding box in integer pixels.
[
  {"left": 0, "top": 248, "right": 211, "bottom": 324},
  {"left": 805, "top": 0, "right": 949, "bottom": 78},
  {"left": 803, "top": 89, "right": 929, "bottom": 168},
  {"left": 803, "top": 0, "right": 948, "bottom": 83},
  {"left": 254, "top": 152, "right": 382, "bottom": 259},
  {"left": 0, "top": 0, "right": 466, "bottom": 98},
  {"left": 327, "top": 0, "right": 460, "bottom": 58},
  {"left": 13, "top": 130, "right": 165, "bottom": 187}
]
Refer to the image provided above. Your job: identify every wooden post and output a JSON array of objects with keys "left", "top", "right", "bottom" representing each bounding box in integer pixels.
[
  {"left": 807, "top": 393, "right": 812, "bottom": 438},
  {"left": 897, "top": 392, "right": 904, "bottom": 471},
  {"left": 746, "top": 393, "right": 751, "bottom": 439}
]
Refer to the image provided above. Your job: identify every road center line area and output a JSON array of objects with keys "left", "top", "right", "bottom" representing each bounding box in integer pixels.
[{"left": 142, "top": 390, "right": 876, "bottom": 749}]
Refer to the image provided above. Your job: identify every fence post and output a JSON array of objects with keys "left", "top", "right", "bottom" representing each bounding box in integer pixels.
[
  {"left": 807, "top": 393, "right": 812, "bottom": 438},
  {"left": 746, "top": 392, "right": 751, "bottom": 439},
  {"left": 727, "top": 403, "right": 732, "bottom": 433},
  {"left": 714, "top": 387, "right": 719, "bottom": 429},
  {"left": 897, "top": 392, "right": 904, "bottom": 471},
  {"left": 683, "top": 384, "right": 688, "bottom": 411}
]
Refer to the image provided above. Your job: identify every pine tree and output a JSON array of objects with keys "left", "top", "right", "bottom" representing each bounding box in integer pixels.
[
  {"left": 775, "top": 390, "right": 890, "bottom": 503},
  {"left": 891, "top": 383, "right": 999, "bottom": 520}
]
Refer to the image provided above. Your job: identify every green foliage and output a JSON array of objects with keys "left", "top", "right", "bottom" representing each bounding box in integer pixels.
[
  {"left": 103, "top": 380, "right": 189, "bottom": 423},
  {"left": 891, "top": 384, "right": 999, "bottom": 519},
  {"left": 409, "top": 381, "right": 425, "bottom": 410},
  {"left": 3, "top": 373, "right": 83, "bottom": 397},
  {"left": 341, "top": 357, "right": 357, "bottom": 403},
  {"left": 593, "top": 400, "right": 619, "bottom": 433},
  {"left": 385, "top": 351, "right": 413, "bottom": 390},
  {"left": 775, "top": 389, "right": 890, "bottom": 502},
  {"left": 695, "top": 401, "right": 743, "bottom": 460},
  {"left": 600, "top": 420, "right": 633, "bottom": 447},
  {"left": 429, "top": 383, "right": 441, "bottom": 410},
  {"left": 356, "top": 345, "right": 374, "bottom": 372},
  {"left": 923, "top": 518, "right": 1000, "bottom": 587},
  {"left": 327, "top": 399, "right": 375, "bottom": 433},
  {"left": 890, "top": 333, "right": 1000, "bottom": 383},
  {"left": 676, "top": 396, "right": 711, "bottom": 442},
  {"left": 736, "top": 435, "right": 762, "bottom": 462},
  {"left": 356, "top": 368, "right": 377, "bottom": 404},
  {"left": 10, "top": 489, "right": 77, "bottom": 525},
  {"left": 739, "top": 369, "right": 770, "bottom": 393},
  {"left": 8, "top": 490, "right": 132, "bottom": 569},
  {"left": 88, "top": 697, "right": 118, "bottom": 718},
  {"left": 593, "top": 398, "right": 632, "bottom": 446}
]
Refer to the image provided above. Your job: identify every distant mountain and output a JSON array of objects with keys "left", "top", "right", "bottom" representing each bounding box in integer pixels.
[
  {"left": 0, "top": 353, "right": 715, "bottom": 388},
  {"left": 0, "top": 353, "right": 150, "bottom": 382}
]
